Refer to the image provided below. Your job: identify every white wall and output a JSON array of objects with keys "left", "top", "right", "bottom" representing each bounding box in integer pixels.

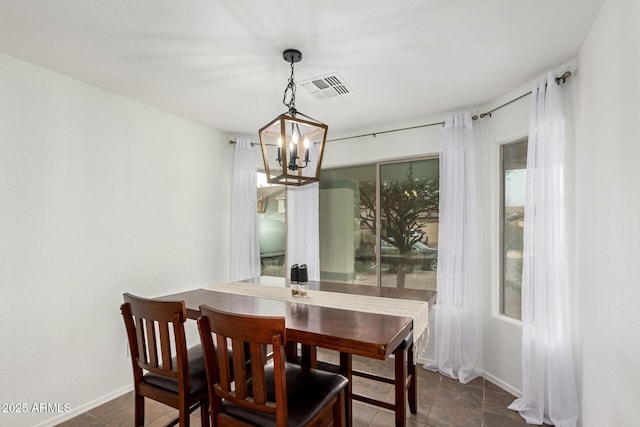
[
  {"left": 0, "top": 53, "right": 233, "bottom": 426},
  {"left": 473, "top": 85, "right": 531, "bottom": 394},
  {"left": 575, "top": 0, "right": 640, "bottom": 424},
  {"left": 323, "top": 117, "right": 442, "bottom": 169}
]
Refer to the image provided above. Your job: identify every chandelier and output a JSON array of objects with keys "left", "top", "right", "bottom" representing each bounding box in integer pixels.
[{"left": 258, "top": 49, "right": 328, "bottom": 186}]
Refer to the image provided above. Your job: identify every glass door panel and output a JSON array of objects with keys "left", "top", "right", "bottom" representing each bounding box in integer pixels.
[
  {"left": 257, "top": 172, "right": 287, "bottom": 277},
  {"left": 319, "top": 165, "right": 376, "bottom": 285},
  {"left": 379, "top": 159, "right": 439, "bottom": 289}
]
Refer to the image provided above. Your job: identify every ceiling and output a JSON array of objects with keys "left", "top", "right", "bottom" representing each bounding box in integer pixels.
[{"left": 0, "top": 0, "right": 603, "bottom": 137}]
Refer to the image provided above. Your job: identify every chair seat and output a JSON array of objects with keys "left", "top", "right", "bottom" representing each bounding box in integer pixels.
[
  {"left": 222, "top": 362, "right": 348, "bottom": 427},
  {"left": 143, "top": 345, "right": 208, "bottom": 395}
]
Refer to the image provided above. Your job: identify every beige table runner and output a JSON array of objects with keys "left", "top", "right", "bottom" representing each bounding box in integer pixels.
[{"left": 204, "top": 281, "right": 429, "bottom": 360}]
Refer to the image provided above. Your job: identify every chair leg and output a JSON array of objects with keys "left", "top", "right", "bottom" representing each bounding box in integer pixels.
[
  {"left": 200, "top": 400, "right": 210, "bottom": 427},
  {"left": 332, "top": 389, "right": 346, "bottom": 427},
  {"left": 339, "top": 352, "right": 353, "bottom": 426},
  {"left": 179, "top": 401, "right": 190, "bottom": 427},
  {"left": 134, "top": 393, "right": 145, "bottom": 427}
]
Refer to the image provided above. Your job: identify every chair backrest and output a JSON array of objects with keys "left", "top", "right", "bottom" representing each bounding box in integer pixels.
[
  {"left": 121, "top": 293, "right": 190, "bottom": 390},
  {"left": 197, "top": 305, "right": 288, "bottom": 425}
]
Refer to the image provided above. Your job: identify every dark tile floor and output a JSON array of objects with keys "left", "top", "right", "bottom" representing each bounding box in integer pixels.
[{"left": 58, "top": 349, "right": 545, "bottom": 427}]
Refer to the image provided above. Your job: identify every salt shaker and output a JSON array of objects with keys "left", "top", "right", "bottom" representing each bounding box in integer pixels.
[{"left": 290, "top": 264, "right": 299, "bottom": 296}]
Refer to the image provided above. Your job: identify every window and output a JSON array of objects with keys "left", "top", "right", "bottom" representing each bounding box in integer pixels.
[
  {"left": 501, "top": 139, "right": 527, "bottom": 319},
  {"left": 257, "top": 173, "right": 286, "bottom": 277},
  {"left": 319, "top": 158, "right": 439, "bottom": 290}
]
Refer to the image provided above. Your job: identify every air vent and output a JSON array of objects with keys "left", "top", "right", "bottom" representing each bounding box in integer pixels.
[{"left": 299, "top": 73, "right": 352, "bottom": 100}]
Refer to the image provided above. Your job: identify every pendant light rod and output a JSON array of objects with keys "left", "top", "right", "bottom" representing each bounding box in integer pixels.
[{"left": 282, "top": 49, "right": 302, "bottom": 115}]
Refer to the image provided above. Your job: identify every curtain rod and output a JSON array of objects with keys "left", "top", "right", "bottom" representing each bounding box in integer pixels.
[
  {"left": 473, "top": 70, "right": 572, "bottom": 120},
  {"left": 326, "top": 121, "right": 444, "bottom": 143},
  {"left": 229, "top": 70, "right": 572, "bottom": 146},
  {"left": 228, "top": 121, "right": 444, "bottom": 146},
  {"left": 228, "top": 121, "right": 446, "bottom": 145}
]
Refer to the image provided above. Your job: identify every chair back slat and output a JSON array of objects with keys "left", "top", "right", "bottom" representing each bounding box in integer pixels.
[
  {"left": 231, "top": 338, "right": 248, "bottom": 399},
  {"left": 144, "top": 318, "right": 158, "bottom": 366},
  {"left": 134, "top": 317, "right": 147, "bottom": 365},
  {"left": 159, "top": 321, "right": 172, "bottom": 371},
  {"left": 248, "top": 342, "right": 267, "bottom": 404},
  {"left": 215, "top": 334, "right": 231, "bottom": 391}
]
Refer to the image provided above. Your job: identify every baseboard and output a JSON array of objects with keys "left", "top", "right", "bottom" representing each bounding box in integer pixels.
[
  {"left": 480, "top": 371, "right": 522, "bottom": 398},
  {"left": 417, "top": 357, "right": 522, "bottom": 398},
  {"left": 32, "top": 384, "right": 133, "bottom": 427}
]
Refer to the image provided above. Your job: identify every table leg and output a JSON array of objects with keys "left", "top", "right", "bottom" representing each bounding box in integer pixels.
[
  {"left": 407, "top": 343, "right": 417, "bottom": 414},
  {"left": 285, "top": 341, "right": 297, "bottom": 362},
  {"left": 339, "top": 352, "right": 353, "bottom": 427},
  {"left": 301, "top": 344, "right": 317, "bottom": 368},
  {"left": 394, "top": 345, "right": 407, "bottom": 426}
]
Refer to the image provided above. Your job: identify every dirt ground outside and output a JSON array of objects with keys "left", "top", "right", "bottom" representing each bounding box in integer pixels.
[{"left": 352, "top": 269, "right": 437, "bottom": 291}]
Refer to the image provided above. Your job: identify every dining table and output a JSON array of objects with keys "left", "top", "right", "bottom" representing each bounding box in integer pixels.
[{"left": 157, "top": 276, "right": 435, "bottom": 427}]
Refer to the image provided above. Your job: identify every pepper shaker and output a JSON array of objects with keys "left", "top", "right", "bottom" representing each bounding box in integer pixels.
[{"left": 298, "top": 264, "right": 308, "bottom": 297}]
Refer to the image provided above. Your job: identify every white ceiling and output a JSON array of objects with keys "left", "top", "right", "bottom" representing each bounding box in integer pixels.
[{"left": 0, "top": 0, "right": 603, "bottom": 136}]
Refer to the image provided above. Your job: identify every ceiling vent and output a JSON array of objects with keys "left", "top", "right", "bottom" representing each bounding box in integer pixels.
[{"left": 299, "top": 73, "right": 352, "bottom": 100}]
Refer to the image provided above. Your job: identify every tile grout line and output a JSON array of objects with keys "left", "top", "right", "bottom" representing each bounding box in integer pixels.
[
  {"left": 425, "top": 372, "right": 442, "bottom": 423},
  {"left": 481, "top": 377, "right": 486, "bottom": 427},
  {"left": 85, "top": 410, "right": 114, "bottom": 426}
]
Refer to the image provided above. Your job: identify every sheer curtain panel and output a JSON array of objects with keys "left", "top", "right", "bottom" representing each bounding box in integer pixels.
[
  {"left": 286, "top": 141, "right": 320, "bottom": 280},
  {"left": 286, "top": 182, "right": 320, "bottom": 280},
  {"left": 424, "top": 112, "right": 480, "bottom": 383},
  {"left": 508, "top": 72, "right": 579, "bottom": 426},
  {"left": 229, "top": 138, "right": 260, "bottom": 281}
]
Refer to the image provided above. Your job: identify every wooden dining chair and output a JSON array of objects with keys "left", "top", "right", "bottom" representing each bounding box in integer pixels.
[
  {"left": 297, "top": 332, "right": 417, "bottom": 426},
  {"left": 197, "top": 305, "right": 348, "bottom": 427},
  {"left": 359, "top": 332, "right": 417, "bottom": 425},
  {"left": 121, "top": 293, "right": 209, "bottom": 427}
]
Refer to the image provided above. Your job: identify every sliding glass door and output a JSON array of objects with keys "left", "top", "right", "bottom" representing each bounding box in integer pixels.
[{"left": 319, "top": 157, "right": 439, "bottom": 290}]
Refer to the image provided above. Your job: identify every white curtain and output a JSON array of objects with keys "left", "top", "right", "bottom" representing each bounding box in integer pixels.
[
  {"left": 508, "top": 72, "right": 578, "bottom": 426},
  {"left": 229, "top": 138, "right": 261, "bottom": 281},
  {"left": 286, "top": 140, "right": 320, "bottom": 280},
  {"left": 424, "top": 112, "right": 480, "bottom": 383},
  {"left": 286, "top": 182, "right": 320, "bottom": 280}
]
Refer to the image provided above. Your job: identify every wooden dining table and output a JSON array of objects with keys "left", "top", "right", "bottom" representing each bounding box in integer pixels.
[{"left": 157, "top": 277, "right": 435, "bottom": 427}]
